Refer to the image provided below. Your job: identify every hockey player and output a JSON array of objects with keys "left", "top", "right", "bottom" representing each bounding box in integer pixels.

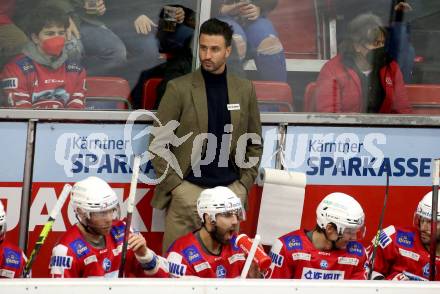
[
  {"left": 368, "top": 191, "right": 440, "bottom": 280},
  {"left": 49, "top": 176, "right": 166, "bottom": 278},
  {"left": 0, "top": 201, "right": 27, "bottom": 278},
  {"left": 268, "top": 192, "right": 368, "bottom": 280},
  {"left": 166, "top": 186, "right": 262, "bottom": 278},
  {"left": 1, "top": 6, "right": 85, "bottom": 109}
]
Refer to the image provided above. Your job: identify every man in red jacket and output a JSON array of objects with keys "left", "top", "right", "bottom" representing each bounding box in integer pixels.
[
  {"left": 314, "top": 13, "right": 412, "bottom": 114},
  {"left": 1, "top": 6, "right": 86, "bottom": 109}
]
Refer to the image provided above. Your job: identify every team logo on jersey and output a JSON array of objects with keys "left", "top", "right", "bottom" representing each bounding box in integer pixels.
[
  {"left": 216, "top": 265, "right": 227, "bottom": 278},
  {"left": 346, "top": 241, "right": 363, "bottom": 256},
  {"left": 69, "top": 239, "right": 90, "bottom": 258},
  {"left": 284, "top": 235, "right": 302, "bottom": 251},
  {"left": 301, "top": 267, "right": 345, "bottom": 280},
  {"left": 269, "top": 251, "right": 284, "bottom": 267},
  {"left": 111, "top": 225, "right": 125, "bottom": 243},
  {"left": 183, "top": 245, "right": 202, "bottom": 264},
  {"left": 3, "top": 248, "right": 21, "bottom": 269},
  {"left": 102, "top": 258, "right": 112, "bottom": 272},
  {"left": 1, "top": 78, "right": 17, "bottom": 89},
  {"left": 320, "top": 260, "right": 328, "bottom": 269},
  {"left": 50, "top": 255, "right": 73, "bottom": 269},
  {"left": 396, "top": 231, "right": 414, "bottom": 248}
]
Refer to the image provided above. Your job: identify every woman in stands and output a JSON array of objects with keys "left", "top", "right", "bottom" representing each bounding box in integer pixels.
[
  {"left": 314, "top": 13, "right": 412, "bottom": 114},
  {"left": 212, "top": 0, "right": 286, "bottom": 82}
]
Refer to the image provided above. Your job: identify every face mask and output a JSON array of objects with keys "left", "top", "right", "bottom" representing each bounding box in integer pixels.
[
  {"left": 366, "top": 47, "right": 386, "bottom": 66},
  {"left": 41, "top": 36, "right": 65, "bottom": 56}
]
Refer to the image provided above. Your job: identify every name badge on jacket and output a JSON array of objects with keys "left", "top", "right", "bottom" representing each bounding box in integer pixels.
[{"left": 227, "top": 104, "right": 240, "bottom": 111}]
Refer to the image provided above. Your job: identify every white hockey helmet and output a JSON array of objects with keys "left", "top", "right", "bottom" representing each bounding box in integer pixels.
[
  {"left": 0, "top": 201, "right": 6, "bottom": 242},
  {"left": 71, "top": 176, "right": 120, "bottom": 221},
  {"left": 316, "top": 192, "right": 366, "bottom": 238},
  {"left": 197, "top": 186, "right": 245, "bottom": 223},
  {"left": 414, "top": 191, "right": 440, "bottom": 225}
]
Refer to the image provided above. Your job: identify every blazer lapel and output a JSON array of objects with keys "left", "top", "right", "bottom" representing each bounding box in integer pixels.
[
  {"left": 191, "top": 69, "right": 208, "bottom": 134},
  {"left": 227, "top": 73, "right": 241, "bottom": 139}
]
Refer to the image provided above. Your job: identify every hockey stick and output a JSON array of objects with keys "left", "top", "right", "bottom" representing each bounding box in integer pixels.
[
  {"left": 429, "top": 159, "right": 439, "bottom": 281},
  {"left": 367, "top": 172, "right": 390, "bottom": 280},
  {"left": 118, "top": 155, "right": 141, "bottom": 278},
  {"left": 23, "top": 184, "right": 72, "bottom": 277}
]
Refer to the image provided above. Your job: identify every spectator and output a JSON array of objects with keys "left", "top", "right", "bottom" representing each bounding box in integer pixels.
[
  {"left": 0, "top": 0, "right": 28, "bottom": 69},
  {"left": 130, "top": 4, "right": 195, "bottom": 109},
  {"left": 166, "top": 186, "right": 263, "bottom": 278},
  {"left": 314, "top": 13, "right": 412, "bottom": 114},
  {"left": 1, "top": 6, "right": 86, "bottom": 109},
  {"left": 0, "top": 200, "right": 27, "bottom": 278},
  {"left": 335, "top": 0, "right": 418, "bottom": 81},
  {"left": 212, "top": 0, "right": 286, "bottom": 82},
  {"left": 149, "top": 18, "right": 263, "bottom": 253},
  {"left": 268, "top": 192, "right": 368, "bottom": 280},
  {"left": 47, "top": 0, "right": 195, "bottom": 88},
  {"left": 368, "top": 191, "right": 440, "bottom": 280},
  {"left": 49, "top": 176, "right": 167, "bottom": 278}
]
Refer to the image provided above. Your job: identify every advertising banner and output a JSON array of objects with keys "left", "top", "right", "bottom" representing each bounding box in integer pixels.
[
  {"left": 281, "top": 126, "right": 436, "bottom": 244},
  {"left": 0, "top": 122, "right": 27, "bottom": 245}
]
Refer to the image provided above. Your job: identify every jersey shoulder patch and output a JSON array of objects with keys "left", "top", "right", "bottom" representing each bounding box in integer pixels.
[
  {"left": 15, "top": 56, "right": 35, "bottom": 74},
  {"left": 65, "top": 62, "right": 83, "bottom": 72},
  {"left": 346, "top": 241, "right": 365, "bottom": 257}
]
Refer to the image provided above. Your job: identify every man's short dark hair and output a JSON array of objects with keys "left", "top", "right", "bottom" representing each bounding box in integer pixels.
[
  {"left": 199, "top": 18, "right": 233, "bottom": 47},
  {"left": 27, "top": 6, "right": 70, "bottom": 36}
]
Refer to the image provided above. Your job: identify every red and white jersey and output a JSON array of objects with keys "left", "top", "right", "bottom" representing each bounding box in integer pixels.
[
  {"left": 268, "top": 230, "right": 368, "bottom": 280},
  {"left": 166, "top": 232, "right": 246, "bottom": 278},
  {"left": 1, "top": 54, "right": 86, "bottom": 109},
  {"left": 0, "top": 240, "right": 26, "bottom": 278},
  {"left": 368, "top": 225, "right": 440, "bottom": 281},
  {"left": 49, "top": 220, "right": 163, "bottom": 278}
]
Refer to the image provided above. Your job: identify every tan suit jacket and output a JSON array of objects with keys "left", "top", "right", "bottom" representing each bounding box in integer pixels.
[{"left": 149, "top": 68, "right": 263, "bottom": 209}]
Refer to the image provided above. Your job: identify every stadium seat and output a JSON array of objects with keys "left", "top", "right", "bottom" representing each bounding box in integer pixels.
[
  {"left": 252, "top": 81, "right": 294, "bottom": 112},
  {"left": 405, "top": 84, "right": 440, "bottom": 115},
  {"left": 303, "top": 81, "right": 317, "bottom": 112},
  {"left": 85, "top": 76, "right": 132, "bottom": 110},
  {"left": 142, "top": 78, "right": 163, "bottom": 110}
]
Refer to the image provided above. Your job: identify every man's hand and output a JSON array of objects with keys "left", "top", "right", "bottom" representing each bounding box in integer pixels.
[
  {"left": 394, "top": 2, "right": 413, "bottom": 12},
  {"left": 84, "top": 0, "right": 106, "bottom": 15},
  {"left": 66, "top": 17, "right": 80, "bottom": 41},
  {"left": 175, "top": 7, "right": 185, "bottom": 24},
  {"left": 128, "top": 233, "right": 148, "bottom": 256},
  {"left": 134, "top": 15, "right": 157, "bottom": 35},
  {"left": 239, "top": 4, "right": 261, "bottom": 21},
  {"left": 247, "top": 261, "right": 265, "bottom": 279},
  {"left": 220, "top": 3, "right": 241, "bottom": 16}
]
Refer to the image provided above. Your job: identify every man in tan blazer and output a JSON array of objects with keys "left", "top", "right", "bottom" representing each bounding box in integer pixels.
[{"left": 149, "top": 18, "right": 262, "bottom": 253}]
